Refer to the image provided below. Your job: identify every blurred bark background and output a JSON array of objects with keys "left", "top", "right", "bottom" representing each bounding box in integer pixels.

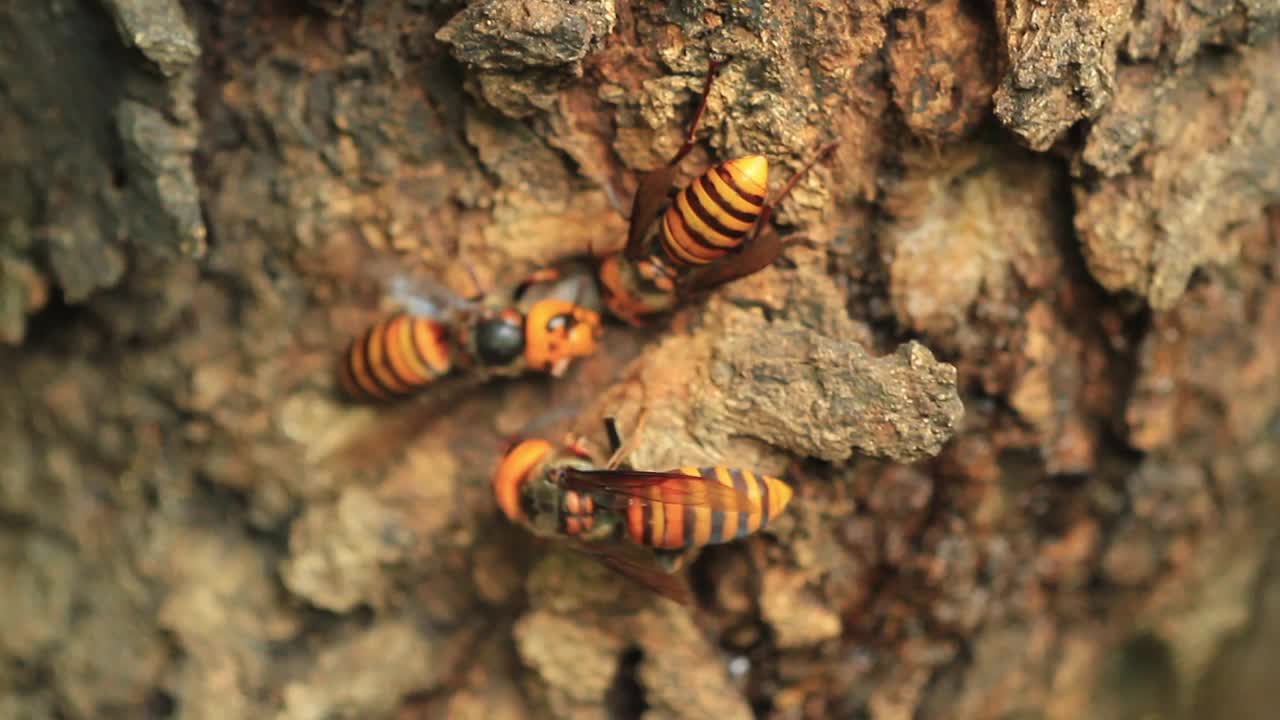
[{"left": 2, "top": 1, "right": 1279, "bottom": 718}]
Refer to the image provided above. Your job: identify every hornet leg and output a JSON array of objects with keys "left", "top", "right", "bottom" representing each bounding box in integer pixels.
[{"left": 624, "top": 59, "right": 728, "bottom": 261}]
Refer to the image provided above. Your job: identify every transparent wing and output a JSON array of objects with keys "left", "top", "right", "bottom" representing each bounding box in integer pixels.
[
  {"left": 625, "top": 164, "right": 680, "bottom": 260},
  {"left": 515, "top": 267, "right": 601, "bottom": 311},
  {"left": 559, "top": 468, "right": 759, "bottom": 513},
  {"left": 308, "top": 375, "right": 485, "bottom": 472},
  {"left": 566, "top": 539, "right": 693, "bottom": 605},
  {"left": 387, "top": 272, "right": 479, "bottom": 319}
]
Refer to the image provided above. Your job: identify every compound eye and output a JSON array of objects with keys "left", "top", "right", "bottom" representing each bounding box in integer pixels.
[{"left": 546, "top": 313, "right": 574, "bottom": 334}]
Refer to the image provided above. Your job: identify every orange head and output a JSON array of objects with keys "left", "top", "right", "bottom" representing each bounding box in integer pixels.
[
  {"left": 599, "top": 254, "right": 647, "bottom": 324},
  {"left": 523, "top": 299, "right": 603, "bottom": 376},
  {"left": 598, "top": 254, "right": 680, "bottom": 325},
  {"left": 492, "top": 438, "right": 553, "bottom": 522},
  {"left": 597, "top": 254, "right": 628, "bottom": 303}
]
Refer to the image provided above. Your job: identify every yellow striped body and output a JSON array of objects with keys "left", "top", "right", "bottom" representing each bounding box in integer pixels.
[
  {"left": 339, "top": 312, "right": 452, "bottom": 401},
  {"left": 600, "top": 156, "right": 769, "bottom": 323},
  {"left": 339, "top": 290, "right": 601, "bottom": 403},
  {"left": 624, "top": 466, "right": 793, "bottom": 550},
  {"left": 657, "top": 156, "right": 768, "bottom": 269}
]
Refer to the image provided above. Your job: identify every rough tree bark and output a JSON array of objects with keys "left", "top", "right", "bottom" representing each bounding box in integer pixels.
[{"left": 2, "top": 1, "right": 1279, "bottom": 719}]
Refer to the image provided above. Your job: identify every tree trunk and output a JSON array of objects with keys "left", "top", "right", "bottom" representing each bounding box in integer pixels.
[{"left": 2, "top": 1, "right": 1279, "bottom": 718}]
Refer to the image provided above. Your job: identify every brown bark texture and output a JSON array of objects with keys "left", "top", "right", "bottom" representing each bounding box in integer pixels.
[{"left": 2, "top": 0, "right": 1280, "bottom": 718}]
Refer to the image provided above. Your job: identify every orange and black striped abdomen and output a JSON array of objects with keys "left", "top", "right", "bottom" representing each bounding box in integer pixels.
[
  {"left": 339, "top": 312, "right": 451, "bottom": 401},
  {"left": 625, "top": 466, "right": 793, "bottom": 550},
  {"left": 658, "top": 156, "right": 768, "bottom": 269}
]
